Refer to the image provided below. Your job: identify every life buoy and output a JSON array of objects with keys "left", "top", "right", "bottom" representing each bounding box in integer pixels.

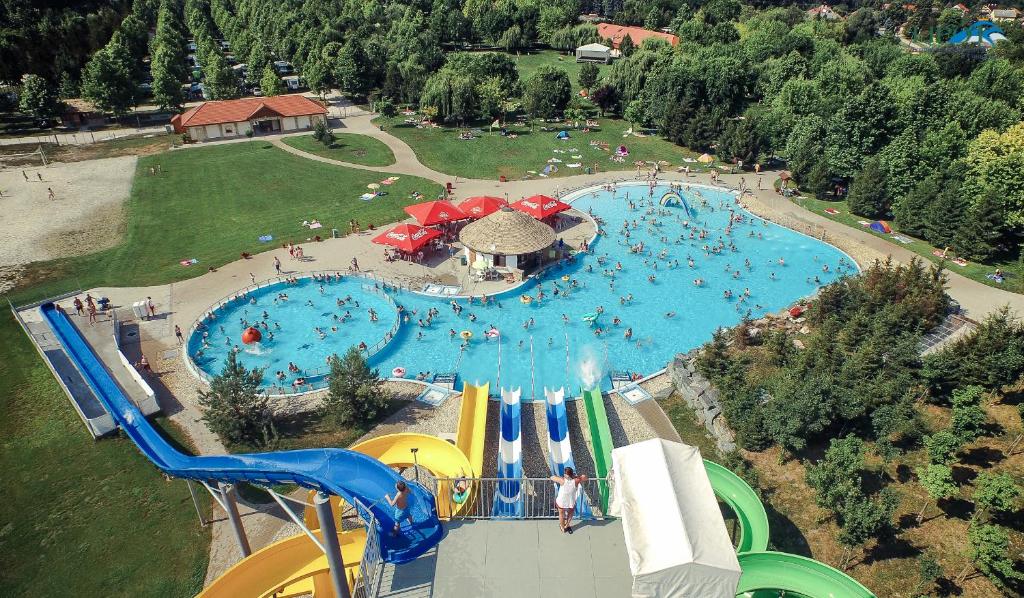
[
  {"left": 485, "top": 328, "right": 500, "bottom": 338},
  {"left": 392, "top": 367, "right": 407, "bottom": 378},
  {"left": 520, "top": 295, "right": 533, "bottom": 304},
  {"left": 460, "top": 330, "right": 473, "bottom": 340}
]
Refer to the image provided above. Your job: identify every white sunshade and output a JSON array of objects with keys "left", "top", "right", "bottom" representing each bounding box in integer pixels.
[{"left": 611, "top": 439, "right": 741, "bottom": 598}]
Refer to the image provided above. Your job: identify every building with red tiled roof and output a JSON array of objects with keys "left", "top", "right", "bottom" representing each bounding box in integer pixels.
[
  {"left": 171, "top": 94, "right": 328, "bottom": 142},
  {"left": 596, "top": 23, "right": 679, "bottom": 50}
]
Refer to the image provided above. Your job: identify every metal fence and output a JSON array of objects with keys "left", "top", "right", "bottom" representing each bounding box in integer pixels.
[
  {"left": 433, "top": 477, "right": 608, "bottom": 520},
  {"left": 352, "top": 498, "right": 384, "bottom": 598}
]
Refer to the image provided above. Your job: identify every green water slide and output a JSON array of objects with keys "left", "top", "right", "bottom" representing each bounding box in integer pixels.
[
  {"left": 581, "top": 387, "right": 613, "bottom": 512},
  {"left": 736, "top": 552, "right": 876, "bottom": 597},
  {"left": 703, "top": 459, "right": 770, "bottom": 554}
]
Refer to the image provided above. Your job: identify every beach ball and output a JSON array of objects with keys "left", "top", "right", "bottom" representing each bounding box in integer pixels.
[{"left": 241, "top": 326, "right": 262, "bottom": 344}]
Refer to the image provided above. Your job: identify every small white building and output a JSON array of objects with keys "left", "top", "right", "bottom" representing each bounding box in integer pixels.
[
  {"left": 171, "top": 95, "right": 328, "bottom": 142},
  {"left": 575, "top": 43, "right": 612, "bottom": 64},
  {"left": 458, "top": 207, "right": 556, "bottom": 276}
]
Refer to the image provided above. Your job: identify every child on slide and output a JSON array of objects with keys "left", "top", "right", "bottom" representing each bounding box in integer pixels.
[{"left": 385, "top": 481, "right": 413, "bottom": 535}]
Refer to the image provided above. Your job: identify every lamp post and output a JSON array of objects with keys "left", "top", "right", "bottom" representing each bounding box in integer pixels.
[{"left": 410, "top": 447, "right": 420, "bottom": 484}]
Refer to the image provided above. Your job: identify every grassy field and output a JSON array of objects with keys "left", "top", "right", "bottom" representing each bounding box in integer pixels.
[
  {"left": 281, "top": 133, "right": 396, "bottom": 167},
  {"left": 14, "top": 142, "right": 442, "bottom": 301},
  {"left": 378, "top": 116, "right": 708, "bottom": 181},
  {"left": 790, "top": 193, "right": 1024, "bottom": 295},
  {"left": 509, "top": 49, "right": 610, "bottom": 93},
  {"left": 0, "top": 315, "right": 211, "bottom": 597}
]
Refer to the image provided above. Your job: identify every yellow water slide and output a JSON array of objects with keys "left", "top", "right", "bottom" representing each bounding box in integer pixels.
[{"left": 199, "top": 382, "right": 492, "bottom": 598}]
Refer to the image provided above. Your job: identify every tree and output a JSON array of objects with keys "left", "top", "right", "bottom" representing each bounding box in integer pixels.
[
  {"left": 917, "top": 550, "right": 943, "bottom": 595},
  {"left": 18, "top": 74, "right": 61, "bottom": 123},
  {"left": 950, "top": 385, "right": 988, "bottom": 443},
  {"left": 302, "top": 57, "right": 332, "bottom": 99},
  {"left": 151, "top": 45, "right": 185, "bottom": 110},
  {"left": 847, "top": 157, "right": 890, "bottom": 219},
  {"left": 80, "top": 46, "right": 135, "bottom": 115},
  {"left": 619, "top": 34, "right": 635, "bottom": 57},
  {"left": 523, "top": 66, "right": 571, "bottom": 120},
  {"left": 915, "top": 463, "right": 957, "bottom": 523},
  {"left": 374, "top": 97, "right": 397, "bottom": 119},
  {"left": 321, "top": 348, "right": 390, "bottom": 427},
  {"left": 806, "top": 436, "right": 864, "bottom": 515},
  {"left": 893, "top": 173, "right": 940, "bottom": 239},
  {"left": 964, "top": 523, "right": 1023, "bottom": 587},
  {"left": 578, "top": 63, "right": 599, "bottom": 92},
  {"left": 924, "top": 429, "right": 963, "bottom": 465},
  {"left": 954, "top": 191, "right": 1006, "bottom": 262},
  {"left": 718, "top": 117, "right": 763, "bottom": 165},
  {"left": 312, "top": 119, "right": 335, "bottom": 148},
  {"left": 203, "top": 49, "right": 239, "bottom": 100},
  {"left": 590, "top": 84, "right": 619, "bottom": 116},
  {"left": 972, "top": 472, "right": 1021, "bottom": 520},
  {"left": 837, "top": 488, "right": 899, "bottom": 569},
  {"left": 623, "top": 99, "right": 648, "bottom": 130},
  {"left": 197, "top": 352, "right": 276, "bottom": 447},
  {"left": 260, "top": 63, "right": 285, "bottom": 97}
]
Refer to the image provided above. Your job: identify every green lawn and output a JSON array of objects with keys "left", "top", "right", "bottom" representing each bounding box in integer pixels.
[
  {"left": 377, "top": 116, "right": 709, "bottom": 181},
  {"left": 15, "top": 142, "right": 442, "bottom": 302},
  {"left": 0, "top": 315, "right": 210, "bottom": 597},
  {"left": 789, "top": 193, "right": 1023, "bottom": 294},
  {"left": 281, "top": 133, "right": 396, "bottom": 167},
  {"left": 509, "top": 49, "right": 610, "bottom": 93}
]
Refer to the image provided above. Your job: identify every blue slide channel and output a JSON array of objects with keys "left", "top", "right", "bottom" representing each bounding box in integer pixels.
[
  {"left": 492, "top": 387, "right": 524, "bottom": 517},
  {"left": 41, "top": 303, "right": 442, "bottom": 564},
  {"left": 543, "top": 387, "right": 593, "bottom": 518}
]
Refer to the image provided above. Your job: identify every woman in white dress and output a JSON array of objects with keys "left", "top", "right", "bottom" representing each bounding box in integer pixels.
[{"left": 550, "top": 467, "right": 588, "bottom": 534}]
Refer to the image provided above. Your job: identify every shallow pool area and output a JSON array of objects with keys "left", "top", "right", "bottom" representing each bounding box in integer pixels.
[{"left": 189, "top": 183, "right": 857, "bottom": 396}]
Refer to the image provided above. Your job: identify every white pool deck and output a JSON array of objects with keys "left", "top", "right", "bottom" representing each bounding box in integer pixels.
[{"left": 377, "top": 520, "right": 632, "bottom": 598}]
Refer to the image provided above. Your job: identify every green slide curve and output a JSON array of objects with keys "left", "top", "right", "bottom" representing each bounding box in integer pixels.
[
  {"left": 736, "top": 552, "right": 876, "bottom": 597},
  {"left": 703, "top": 459, "right": 770, "bottom": 553},
  {"left": 581, "top": 387, "right": 613, "bottom": 512}
]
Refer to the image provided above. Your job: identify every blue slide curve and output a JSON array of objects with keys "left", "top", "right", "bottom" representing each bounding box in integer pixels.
[
  {"left": 543, "top": 387, "right": 593, "bottom": 518},
  {"left": 41, "top": 303, "right": 442, "bottom": 564},
  {"left": 492, "top": 387, "right": 524, "bottom": 517}
]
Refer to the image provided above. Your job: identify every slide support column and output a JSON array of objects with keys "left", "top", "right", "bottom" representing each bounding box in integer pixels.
[
  {"left": 314, "top": 491, "right": 352, "bottom": 598},
  {"left": 219, "top": 482, "right": 251, "bottom": 557}
]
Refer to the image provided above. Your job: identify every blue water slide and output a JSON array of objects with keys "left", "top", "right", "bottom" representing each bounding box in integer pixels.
[
  {"left": 40, "top": 303, "right": 442, "bottom": 564},
  {"left": 491, "top": 387, "right": 524, "bottom": 517},
  {"left": 543, "top": 387, "right": 593, "bottom": 518}
]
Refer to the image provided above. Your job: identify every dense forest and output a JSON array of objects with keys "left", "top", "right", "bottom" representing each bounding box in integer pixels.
[{"left": 4, "top": 0, "right": 1024, "bottom": 262}]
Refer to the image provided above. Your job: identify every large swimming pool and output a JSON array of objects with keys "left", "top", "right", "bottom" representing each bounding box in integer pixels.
[{"left": 188, "top": 183, "right": 856, "bottom": 396}]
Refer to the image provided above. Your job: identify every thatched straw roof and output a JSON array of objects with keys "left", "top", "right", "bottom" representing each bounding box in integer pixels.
[{"left": 459, "top": 207, "right": 556, "bottom": 256}]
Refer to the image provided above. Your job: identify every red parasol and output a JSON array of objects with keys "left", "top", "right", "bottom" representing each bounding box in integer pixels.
[
  {"left": 458, "top": 196, "right": 507, "bottom": 219},
  {"left": 510, "top": 195, "right": 571, "bottom": 219},
  {"left": 371, "top": 224, "right": 441, "bottom": 253},
  {"left": 403, "top": 200, "right": 468, "bottom": 226}
]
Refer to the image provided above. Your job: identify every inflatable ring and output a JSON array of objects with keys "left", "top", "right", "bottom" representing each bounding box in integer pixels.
[
  {"left": 460, "top": 330, "right": 473, "bottom": 340},
  {"left": 561, "top": 275, "right": 570, "bottom": 282},
  {"left": 520, "top": 295, "right": 533, "bottom": 304},
  {"left": 392, "top": 367, "right": 407, "bottom": 378},
  {"left": 452, "top": 487, "right": 470, "bottom": 504}
]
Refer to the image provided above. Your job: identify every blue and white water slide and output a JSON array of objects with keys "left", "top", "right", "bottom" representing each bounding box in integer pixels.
[
  {"left": 40, "top": 303, "right": 442, "bottom": 564},
  {"left": 491, "top": 386, "right": 524, "bottom": 517},
  {"left": 543, "top": 387, "right": 593, "bottom": 518}
]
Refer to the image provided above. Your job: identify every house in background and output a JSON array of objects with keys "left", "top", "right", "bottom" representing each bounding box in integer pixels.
[
  {"left": 61, "top": 99, "right": 107, "bottom": 128},
  {"left": 171, "top": 95, "right": 327, "bottom": 142},
  {"left": 596, "top": 23, "right": 679, "bottom": 54},
  {"left": 989, "top": 7, "right": 1021, "bottom": 22},
  {"left": 807, "top": 4, "right": 843, "bottom": 20}
]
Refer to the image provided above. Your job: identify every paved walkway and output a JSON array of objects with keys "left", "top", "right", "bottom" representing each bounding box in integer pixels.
[{"left": 377, "top": 519, "right": 631, "bottom": 598}]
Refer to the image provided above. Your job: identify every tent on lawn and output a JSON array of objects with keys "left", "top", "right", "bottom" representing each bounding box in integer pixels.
[
  {"left": 556, "top": 130, "right": 571, "bottom": 140},
  {"left": 697, "top": 153, "right": 714, "bottom": 164},
  {"left": 870, "top": 220, "right": 892, "bottom": 233},
  {"left": 611, "top": 439, "right": 741, "bottom": 598}
]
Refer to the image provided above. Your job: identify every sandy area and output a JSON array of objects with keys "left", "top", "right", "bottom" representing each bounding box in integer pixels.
[{"left": 0, "top": 156, "right": 136, "bottom": 268}]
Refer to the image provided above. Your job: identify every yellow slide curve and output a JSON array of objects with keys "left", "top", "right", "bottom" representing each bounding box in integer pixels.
[{"left": 198, "top": 383, "right": 491, "bottom": 598}]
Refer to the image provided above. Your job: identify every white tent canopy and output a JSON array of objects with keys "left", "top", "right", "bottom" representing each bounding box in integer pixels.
[{"left": 611, "top": 439, "right": 741, "bottom": 598}]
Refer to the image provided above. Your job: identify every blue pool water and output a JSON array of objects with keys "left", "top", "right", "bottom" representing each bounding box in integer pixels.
[{"left": 189, "top": 183, "right": 856, "bottom": 396}]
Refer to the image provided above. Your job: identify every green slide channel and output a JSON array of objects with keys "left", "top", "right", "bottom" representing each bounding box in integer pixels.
[
  {"left": 581, "top": 387, "right": 613, "bottom": 512},
  {"left": 736, "top": 552, "right": 876, "bottom": 597},
  {"left": 703, "top": 459, "right": 770, "bottom": 554}
]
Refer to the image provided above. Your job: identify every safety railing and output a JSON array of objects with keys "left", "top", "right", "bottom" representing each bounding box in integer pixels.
[
  {"left": 352, "top": 497, "right": 384, "bottom": 598},
  {"left": 433, "top": 477, "right": 608, "bottom": 520}
]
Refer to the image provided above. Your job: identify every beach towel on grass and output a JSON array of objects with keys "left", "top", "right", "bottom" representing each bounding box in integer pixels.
[
  {"left": 180, "top": 258, "right": 198, "bottom": 266},
  {"left": 258, "top": 234, "right": 273, "bottom": 242}
]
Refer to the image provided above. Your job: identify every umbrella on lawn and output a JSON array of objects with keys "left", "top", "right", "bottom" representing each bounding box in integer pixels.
[{"left": 697, "top": 153, "right": 714, "bottom": 164}]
